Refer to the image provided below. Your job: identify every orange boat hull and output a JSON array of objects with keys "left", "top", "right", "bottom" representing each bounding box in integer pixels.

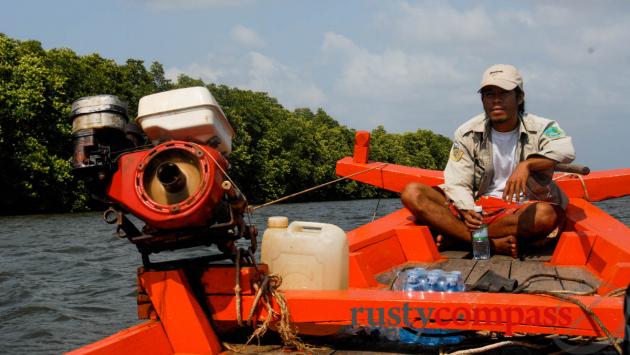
[{"left": 70, "top": 131, "right": 630, "bottom": 354}]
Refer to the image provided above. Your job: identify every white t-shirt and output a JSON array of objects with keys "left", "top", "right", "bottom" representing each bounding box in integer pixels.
[{"left": 484, "top": 128, "right": 518, "bottom": 198}]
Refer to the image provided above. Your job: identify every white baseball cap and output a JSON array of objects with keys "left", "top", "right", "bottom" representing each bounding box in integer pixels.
[{"left": 479, "top": 64, "right": 523, "bottom": 92}]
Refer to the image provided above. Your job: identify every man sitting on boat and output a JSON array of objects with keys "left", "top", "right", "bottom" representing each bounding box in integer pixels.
[{"left": 401, "top": 64, "right": 575, "bottom": 258}]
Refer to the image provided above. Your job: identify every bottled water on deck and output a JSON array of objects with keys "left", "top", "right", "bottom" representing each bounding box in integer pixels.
[
  {"left": 426, "top": 269, "right": 443, "bottom": 292},
  {"left": 396, "top": 268, "right": 464, "bottom": 293},
  {"left": 445, "top": 271, "right": 465, "bottom": 292},
  {"left": 388, "top": 267, "right": 465, "bottom": 346},
  {"left": 472, "top": 205, "right": 490, "bottom": 260}
]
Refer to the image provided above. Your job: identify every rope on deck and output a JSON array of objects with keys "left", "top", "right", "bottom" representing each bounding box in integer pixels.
[
  {"left": 443, "top": 340, "right": 546, "bottom": 354},
  {"left": 442, "top": 273, "right": 625, "bottom": 355},
  {"left": 229, "top": 248, "right": 326, "bottom": 353},
  {"left": 513, "top": 273, "right": 597, "bottom": 295},
  {"left": 234, "top": 248, "right": 244, "bottom": 327},
  {"left": 511, "top": 273, "right": 623, "bottom": 355},
  {"left": 605, "top": 287, "right": 627, "bottom": 297}
]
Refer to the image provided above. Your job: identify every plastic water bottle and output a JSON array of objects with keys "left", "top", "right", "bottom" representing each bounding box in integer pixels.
[
  {"left": 472, "top": 205, "right": 490, "bottom": 260},
  {"left": 426, "top": 269, "right": 443, "bottom": 291},
  {"left": 403, "top": 268, "right": 426, "bottom": 292},
  {"left": 398, "top": 269, "right": 465, "bottom": 346},
  {"left": 445, "top": 271, "right": 465, "bottom": 292}
]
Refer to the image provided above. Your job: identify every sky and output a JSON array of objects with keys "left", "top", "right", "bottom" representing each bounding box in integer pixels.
[{"left": 2, "top": 0, "right": 629, "bottom": 170}]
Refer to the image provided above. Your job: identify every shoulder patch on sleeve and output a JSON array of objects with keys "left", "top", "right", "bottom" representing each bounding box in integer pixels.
[
  {"left": 543, "top": 124, "right": 566, "bottom": 139},
  {"left": 450, "top": 142, "right": 465, "bottom": 161}
]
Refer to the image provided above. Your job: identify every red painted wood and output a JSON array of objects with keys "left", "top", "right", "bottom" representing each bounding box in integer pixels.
[
  {"left": 550, "top": 231, "right": 598, "bottom": 265},
  {"left": 208, "top": 290, "right": 625, "bottom": 337},
  {"left": 141, "top": 270, "right": 223, "bottom": 354},
  {"left": 336, "top": 158, "right": 630, "bottom": 201},
  {"left": 66, "top": 321, "right": 173, "bottom": 355},
  {"left": 395, "top": 226, "right": 441, "bottom": 262}
]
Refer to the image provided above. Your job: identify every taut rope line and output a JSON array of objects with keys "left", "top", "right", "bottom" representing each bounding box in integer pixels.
[
  {"left": 252, "top": 163, "right": 389, "bottom": 211},
  {"left": 553, "top": 173, "right": 590, "bottom": 201}
]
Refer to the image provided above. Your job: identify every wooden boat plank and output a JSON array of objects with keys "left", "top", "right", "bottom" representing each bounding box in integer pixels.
[
  {"left": 439, "top": 250, "right": 471, "bottom": 259},
  {"left": 465, "top": 255, "right": 512, "bottom": 286},
  {"left": 433, "top": 258, "right": 476, "bottom": 281},
  {"left": 509, "top": 260, "right": 563, "bottom": 291},
  {"left": 555, "top": 266, "right": 601, "bottom": 293},
  {"left": 223, "top": 343, "right": 444, "bottom": 354},
  {"left": 223, "top": 344, "right": 333, "bottom": 354},
  {"left": 520, "top": 249, "right": 554, "bottom": 262}
]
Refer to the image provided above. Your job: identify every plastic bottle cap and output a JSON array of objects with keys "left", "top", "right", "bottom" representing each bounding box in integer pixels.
[
  {"left": 267, "top": 216, "right": 289, "bottom": 228},
  {"left": 473, "top": 205, "right": 482, "bottom": 213}
]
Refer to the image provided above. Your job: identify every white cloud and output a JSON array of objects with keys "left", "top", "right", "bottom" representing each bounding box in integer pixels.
[
  {"left": 165, "top": 51, "right": 326, "bottom": 110},
  {"left": 165, "top": 62, "right": 222, "bottom": 82},
  {"left": 322, "top": 32, "right": 360, "bottom": 55},
  {"left": 322, "top": 32, "right": 466, "bottom": 100},
  {"left": 155, "top": 1, "right": 630, "bottom": 169},
  {"left": 231, "top": 25, "right": 265, "bottom": 48},
  {"left": 387, "top": 2, "right": 496, "bottom": 43},
  {"left": 244, "top": 52, "right": 326, "bottom": 109}
]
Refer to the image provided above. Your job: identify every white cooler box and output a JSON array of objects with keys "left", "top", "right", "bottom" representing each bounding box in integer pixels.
[{"left": 136, "top": 87, "right": 235, "bottom": 155}]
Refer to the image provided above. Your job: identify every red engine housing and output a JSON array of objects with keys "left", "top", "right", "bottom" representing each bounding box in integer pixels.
[{"left": 106, "top": 141, "right": 228, "bottom": 230}]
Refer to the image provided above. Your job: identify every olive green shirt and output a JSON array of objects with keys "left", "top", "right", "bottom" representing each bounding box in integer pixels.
[{"left": 441, "top": 113, "right": 575, "bottom": 210}]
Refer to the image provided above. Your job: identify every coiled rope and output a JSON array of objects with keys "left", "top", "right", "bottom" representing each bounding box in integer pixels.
[
  {"left": 510, "top": 273, "right": 622, "bottom": 354},
  {"left": 439, "top": 273, "right": 624, "bottom": 355},
  {"left": 226, "top": 248, "right": 325, "bottom": 353}
]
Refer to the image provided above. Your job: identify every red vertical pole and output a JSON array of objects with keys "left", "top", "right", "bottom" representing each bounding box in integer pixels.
[
  {"left": 141, "top": 269, "right": 223, "bottom": 354},
  {"left": 353, "top": 131, "right": 370, "bottom": 164}
]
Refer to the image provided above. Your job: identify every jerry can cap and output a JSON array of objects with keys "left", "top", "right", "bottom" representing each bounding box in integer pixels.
[{"left": 267, "top": 216, "right": 289, "bottom": 228}]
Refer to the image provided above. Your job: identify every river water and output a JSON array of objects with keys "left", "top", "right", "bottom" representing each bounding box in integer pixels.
[{"left": 0, "top": 197, "right": 628, "bottom": 354}]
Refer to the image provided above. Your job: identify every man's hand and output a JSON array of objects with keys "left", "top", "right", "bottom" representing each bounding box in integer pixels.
[
  {"left": 461, "top": 209, "right": 483, "bottom": 232},
  {"left": 503, "top": 161, "right": 530, "bottom": 203}
]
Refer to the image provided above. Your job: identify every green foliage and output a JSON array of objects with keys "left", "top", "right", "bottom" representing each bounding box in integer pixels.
[
  {"left": 0, "top": 34, "right": 175, "bottom": 214},
  {"left": 0, "top": 33, "right": 452, "bottom": 214}
]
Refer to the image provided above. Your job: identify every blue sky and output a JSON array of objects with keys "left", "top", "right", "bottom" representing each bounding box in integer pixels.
[{"left": 3, "top": 0, "right": 629, "bottom": 169}]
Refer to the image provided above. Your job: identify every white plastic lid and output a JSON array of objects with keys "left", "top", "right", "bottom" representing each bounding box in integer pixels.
[
  {"left": 473, "top": 205, "right": 483, "bottom": 213},
  {"left": 137, "top": 87, "right": 224, "bottom": 119},
  {"left": 267, "top": 216, "right": 289, "bottom": 228}
]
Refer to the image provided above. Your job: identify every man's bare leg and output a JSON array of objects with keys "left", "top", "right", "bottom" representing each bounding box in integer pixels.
[
  {"left": 487, "top": 202, "right": 563, "bottom": 257},
  {"left": 401, "top": 184, "right": 516, "bottom": 255},
  {"left": 400, "top": 183, "right": 471, "bottom": 247},
  {"left": 488, "top": 202, "right": 561, "bottom": 239},
  {"left": 400, "top": 184, "right": 561, "bottom": 258}
]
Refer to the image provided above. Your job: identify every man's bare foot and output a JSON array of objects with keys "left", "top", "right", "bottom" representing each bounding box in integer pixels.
[
  {"left": 434, "top": 234, "right": 468, "bottom": 252},
  {"left": 490, "top": 235, "right": 518, "bottom": 258},
  {"left": 435, "top": 234, "right": 457, "bottom": 251},
  {"left": 435, "top": 234, "right": 444, "bottom": 250}
]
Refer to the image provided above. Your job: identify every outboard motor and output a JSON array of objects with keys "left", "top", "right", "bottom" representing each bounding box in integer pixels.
[
  {"left": 72, "top": 87, "right": 255, "bottom": 265},
  {"left": 71, "top": 95, "right": 138, "bottom": 185}
]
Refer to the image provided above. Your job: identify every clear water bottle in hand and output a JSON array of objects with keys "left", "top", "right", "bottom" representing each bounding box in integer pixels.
[{"left": 472, "top": 205, "right": 490, "bottom": 260}]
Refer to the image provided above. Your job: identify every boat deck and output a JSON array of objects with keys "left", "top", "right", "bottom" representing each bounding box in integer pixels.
[{"left": 375, "top": 249, "right": 601, "bottom": 293}]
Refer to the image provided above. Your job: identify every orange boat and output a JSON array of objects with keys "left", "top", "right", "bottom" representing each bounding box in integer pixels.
[{"left": 68, "top": 92, "right": 630, "bottom": 354}]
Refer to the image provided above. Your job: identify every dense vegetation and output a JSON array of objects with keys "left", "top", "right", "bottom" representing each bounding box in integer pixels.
[{"left": 0, "top": 33, "right": 452, "bottom": 215}]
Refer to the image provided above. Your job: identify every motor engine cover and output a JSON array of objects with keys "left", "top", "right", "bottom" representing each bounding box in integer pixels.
[{"left": 107, "top": 141, "right": 228, "bottom": 230}]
